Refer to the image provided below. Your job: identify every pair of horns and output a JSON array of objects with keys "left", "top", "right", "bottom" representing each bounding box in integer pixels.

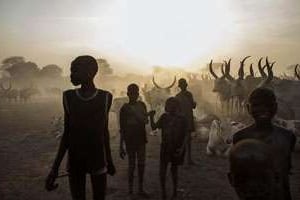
[
  {"left": 209, "top": 56, "right": 251, "bottom": 80},
  {"left": 152, "top": 76, "right": 177, "bottom": 89}
]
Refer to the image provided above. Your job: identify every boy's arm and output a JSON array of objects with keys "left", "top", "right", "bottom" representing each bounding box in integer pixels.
[
  {"left": 119, "top": 105, "right": 126, "bottom": 158},
  {"left": 181, "top": 118, "right": 189, "bottom": 148},
  {"left": 51, "top": 92, "right": 69, "bottom": 172},
  {"left": 46, "top": 92, "right": 69, "bottom": 191},
  {"left": 189, "top": 92, "right": 197, "bottom": 109},
  {"left": 142, "top": 102, "right": 149, "bottom": 124},
  {"left": 104, "top": 93, "right": 115, "bottom": 175}
]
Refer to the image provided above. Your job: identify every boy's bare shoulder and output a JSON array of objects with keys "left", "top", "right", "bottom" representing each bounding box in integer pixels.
[
  {"left": 62, "top": 89, "right": 76, "bottom": 97},
  {"left": 273, "top": 125, "right": 296, "bottom": 140},
  {"left": 232, "top": 125, "right": 255, "bottom": 144},
  {"left": 137, "top": 100, "right": 147, "bottom": 107}
]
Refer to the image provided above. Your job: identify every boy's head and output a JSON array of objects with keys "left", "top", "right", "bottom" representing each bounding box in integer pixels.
[
  {"left": 70, "top": 55, "right": 98, "bottom": 86},
  {"left": 165, "top": 97, "right": 179, "bottom": 113},
  {"left": 178, "top": 78, "right": 188, "bottom": 90},
  {"left": 228, "top": 139, "right": 278, "bottom": 200},
  {"left": 127, "top": 83, "right": 139, "bottom": 102},
  {"left": 247, "top": 87, "right": 277, "bottom": 123}
]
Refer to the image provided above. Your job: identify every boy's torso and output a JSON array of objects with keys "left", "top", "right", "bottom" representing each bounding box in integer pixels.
[
  {"left": 63, "top": 89, "right": 110, "bottom": 172},
  {"left": 120, "top": 101, "right": 148, "bottom": 145}
]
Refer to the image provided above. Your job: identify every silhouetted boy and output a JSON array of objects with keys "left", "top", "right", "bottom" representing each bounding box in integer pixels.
[
  {"left": 45, "top": 55, "right": 116, "bottom": 200},
  {"left": 228, "top": 139, "right": 279, "bottom": 200},
  {"left": 119, "top": 83, "right": 149, "bottom": 196},
  {"left": 233, "top": 87, "right": 296, "bottom": 200},
  {"left": 175, "top": 78, "right": 196, "bottom": 165},
  {"left": 149, "top": 97, "right": 187, "bottom": 200}
]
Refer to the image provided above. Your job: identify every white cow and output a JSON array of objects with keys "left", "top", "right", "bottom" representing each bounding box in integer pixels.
[
  {"left": 273, "top": 118, "right": 300, "bottom": 137},
  {"left": 206, "top": 119, "right": 245, "bottom": 156}
]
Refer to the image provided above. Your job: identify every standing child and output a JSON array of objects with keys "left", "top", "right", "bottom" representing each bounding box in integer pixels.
[
  {"left": 149, "top": 97, "right": 187, "bottom": 200},
  {"left": 119, "top": 83, "right": 149, "bottom": 196},
  {"left": 175, "top": 78, "right": 196, "bottom": 165},
  {"left": 233, "top": 87, "right": 296, "bottom": 200},
  {"left": 45, "top": 55, "right": 116, "bottom": 200}
]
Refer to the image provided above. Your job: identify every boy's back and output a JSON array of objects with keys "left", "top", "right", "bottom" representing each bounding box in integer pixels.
[
  {"left": 233, "top": 124, "right": 296, "bottom": 171},
  {"left": 233, "top": 124, "right": 296, "bottom": 200}
]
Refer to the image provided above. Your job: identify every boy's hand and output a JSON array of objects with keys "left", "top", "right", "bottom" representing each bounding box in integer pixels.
[
  {"left": 45, "top": 168, "right": 58, "bottom": 191},
  {"left": 148, "top": 110, "right": 156, "bottom": 117},
  {"left": 107, "top": 162, "right": 116, "bottom": 176},
  {"left": 119, "top": 146, "right": 126, "bottom": 159}
]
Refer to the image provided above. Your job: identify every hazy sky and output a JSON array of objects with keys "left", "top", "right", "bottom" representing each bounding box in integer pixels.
[{"left": 1, "top": 0, "right": 300, "bottom": 74}]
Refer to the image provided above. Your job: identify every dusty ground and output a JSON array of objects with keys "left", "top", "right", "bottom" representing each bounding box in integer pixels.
[{"left": 0, "top": 100, "right": 299, "bottom": 200}]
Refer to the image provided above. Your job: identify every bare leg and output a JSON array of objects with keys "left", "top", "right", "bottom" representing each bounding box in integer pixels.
[
  {"left": 171, "top": 164, "right": 178, "bottom": 199},
  {"left": 187, "top": 132, "right": 194, "bottom": 165},
  {"left": 160, "top": 162, "right": 168, "bottom": 200},
  {"left": 127, "top": 150, "right": 136, "bottom": 194},
  {"left": 137, "top": 144, "right": 147, "bottom": 196},
  {"left": 69, "top": 172, "right": 86, "bottom": 200},
  {"left": 90, "top": 174, "right": 107, "bottom": 200}
]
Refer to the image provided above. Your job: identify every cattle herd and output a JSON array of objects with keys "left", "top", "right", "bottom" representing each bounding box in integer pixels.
[{"left": 2, "top": 57, "right": 300, "bottom": 156}]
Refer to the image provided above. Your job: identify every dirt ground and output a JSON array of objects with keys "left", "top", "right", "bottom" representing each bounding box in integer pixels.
[{"left": 0, "top": 100, "right": 299, "bottom": 200}]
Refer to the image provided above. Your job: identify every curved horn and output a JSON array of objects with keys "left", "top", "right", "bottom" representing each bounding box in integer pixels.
[
  {"left": 270, "top": 62, "right": 276, "bottom": 69},
  {"left": 221, "top": 63, "right": 225, "bottom": 76},
  {"left": 249, "top": 63, "right": 254, "bottom": 77},
  {"left": 295, "top": 64, "right": 300, "bottom": 80},
  {"left": 224, "top": 58, "right": 234, "bottom": 81},
  {"left": 258, "top": 57, "right": 267, "bottom": 78},
  {"left": 152, "top": 76, "right": 162, "bottom": 89},
  {"left": 260, "top": 63, "right": 273, "bottom": 87},
  {"left": 209, "top": 60, "right": 218, "bottom": 79},
  {"left": 166, "top": 76, "right": 177, "bottom": 89},
  {"left": 238, "top": 56, "right": 250, "bottom": 79}
]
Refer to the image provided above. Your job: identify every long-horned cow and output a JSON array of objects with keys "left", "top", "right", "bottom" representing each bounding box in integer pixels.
[
  {"left": 223, "top": 56, "right": 251, "bottom": 114},
  {"left": 142, "top": 76, "right": 176, "bottom": 117},
  {"left": 209, "top": 60, "right": 231, "bottom": 114}
]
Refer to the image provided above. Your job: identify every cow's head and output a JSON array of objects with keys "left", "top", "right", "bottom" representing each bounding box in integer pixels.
[
  {"left": 209, "top": 60, "right": 230, "bottom": 99},
  {"left": 257, "top": 57, "right": 274, "bottom": 88},
  {"left": 223, "top": 56, "right": 251, "bottom": 98}
]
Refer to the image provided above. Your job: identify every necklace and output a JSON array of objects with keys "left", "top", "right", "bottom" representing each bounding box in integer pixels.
[{"left": 75, "top": 89, "right": 98, "bottom": 101}]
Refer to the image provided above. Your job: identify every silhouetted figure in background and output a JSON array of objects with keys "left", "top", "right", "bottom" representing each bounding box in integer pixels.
[
  {"left": 149, "top": 97, "right": 187, "bottom": 200},
  {"left": 119, "top": 83, "right": 149, "bottom": 197},
  {"left": 175, "top": 78, "right": 196, "bottom": 165},
  {"left": 45, "top": 55, "right": 116, "bottom": 200},
  {"left": 233, "top": 87, "right": 296, "bottom": 200},
  {"left": 228, "top": 139, "right": 279, "bottom": 200}
]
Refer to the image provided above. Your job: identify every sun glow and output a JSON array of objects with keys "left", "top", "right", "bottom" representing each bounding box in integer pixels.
[{"left": 94, "top": 0, "right": 237, "bottom": 69}]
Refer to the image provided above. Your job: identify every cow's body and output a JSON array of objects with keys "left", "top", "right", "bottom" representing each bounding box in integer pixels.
[{"left": 206, "top": 119, "right": 245, "bottom": 156}]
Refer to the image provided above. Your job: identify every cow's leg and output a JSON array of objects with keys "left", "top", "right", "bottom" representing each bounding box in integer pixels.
[
  {"left": 215, "top": 149, "right": 222, "bottom": 156},
  {"left": 206, "top": 146, "right": 214, "bottom": 156},
  {"left": 223, "top": 147, "right": 231, "bottom": 157}
]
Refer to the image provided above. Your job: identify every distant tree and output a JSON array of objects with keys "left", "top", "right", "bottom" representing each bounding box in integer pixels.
[
  {"left": 5, "top": 62, "right": 40, "bottom": 87},
  {"left": 2, "top": 56, "right": 25, "bottom": 65},
  {"left": 97, "top": 58, "right": 113, "bottom": 75},
  {"left": 40, "top": 64, "right": 63, "bottom": 78},
  {"left": 1, "top": 56, "right": 25, "bottom": 70}
]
